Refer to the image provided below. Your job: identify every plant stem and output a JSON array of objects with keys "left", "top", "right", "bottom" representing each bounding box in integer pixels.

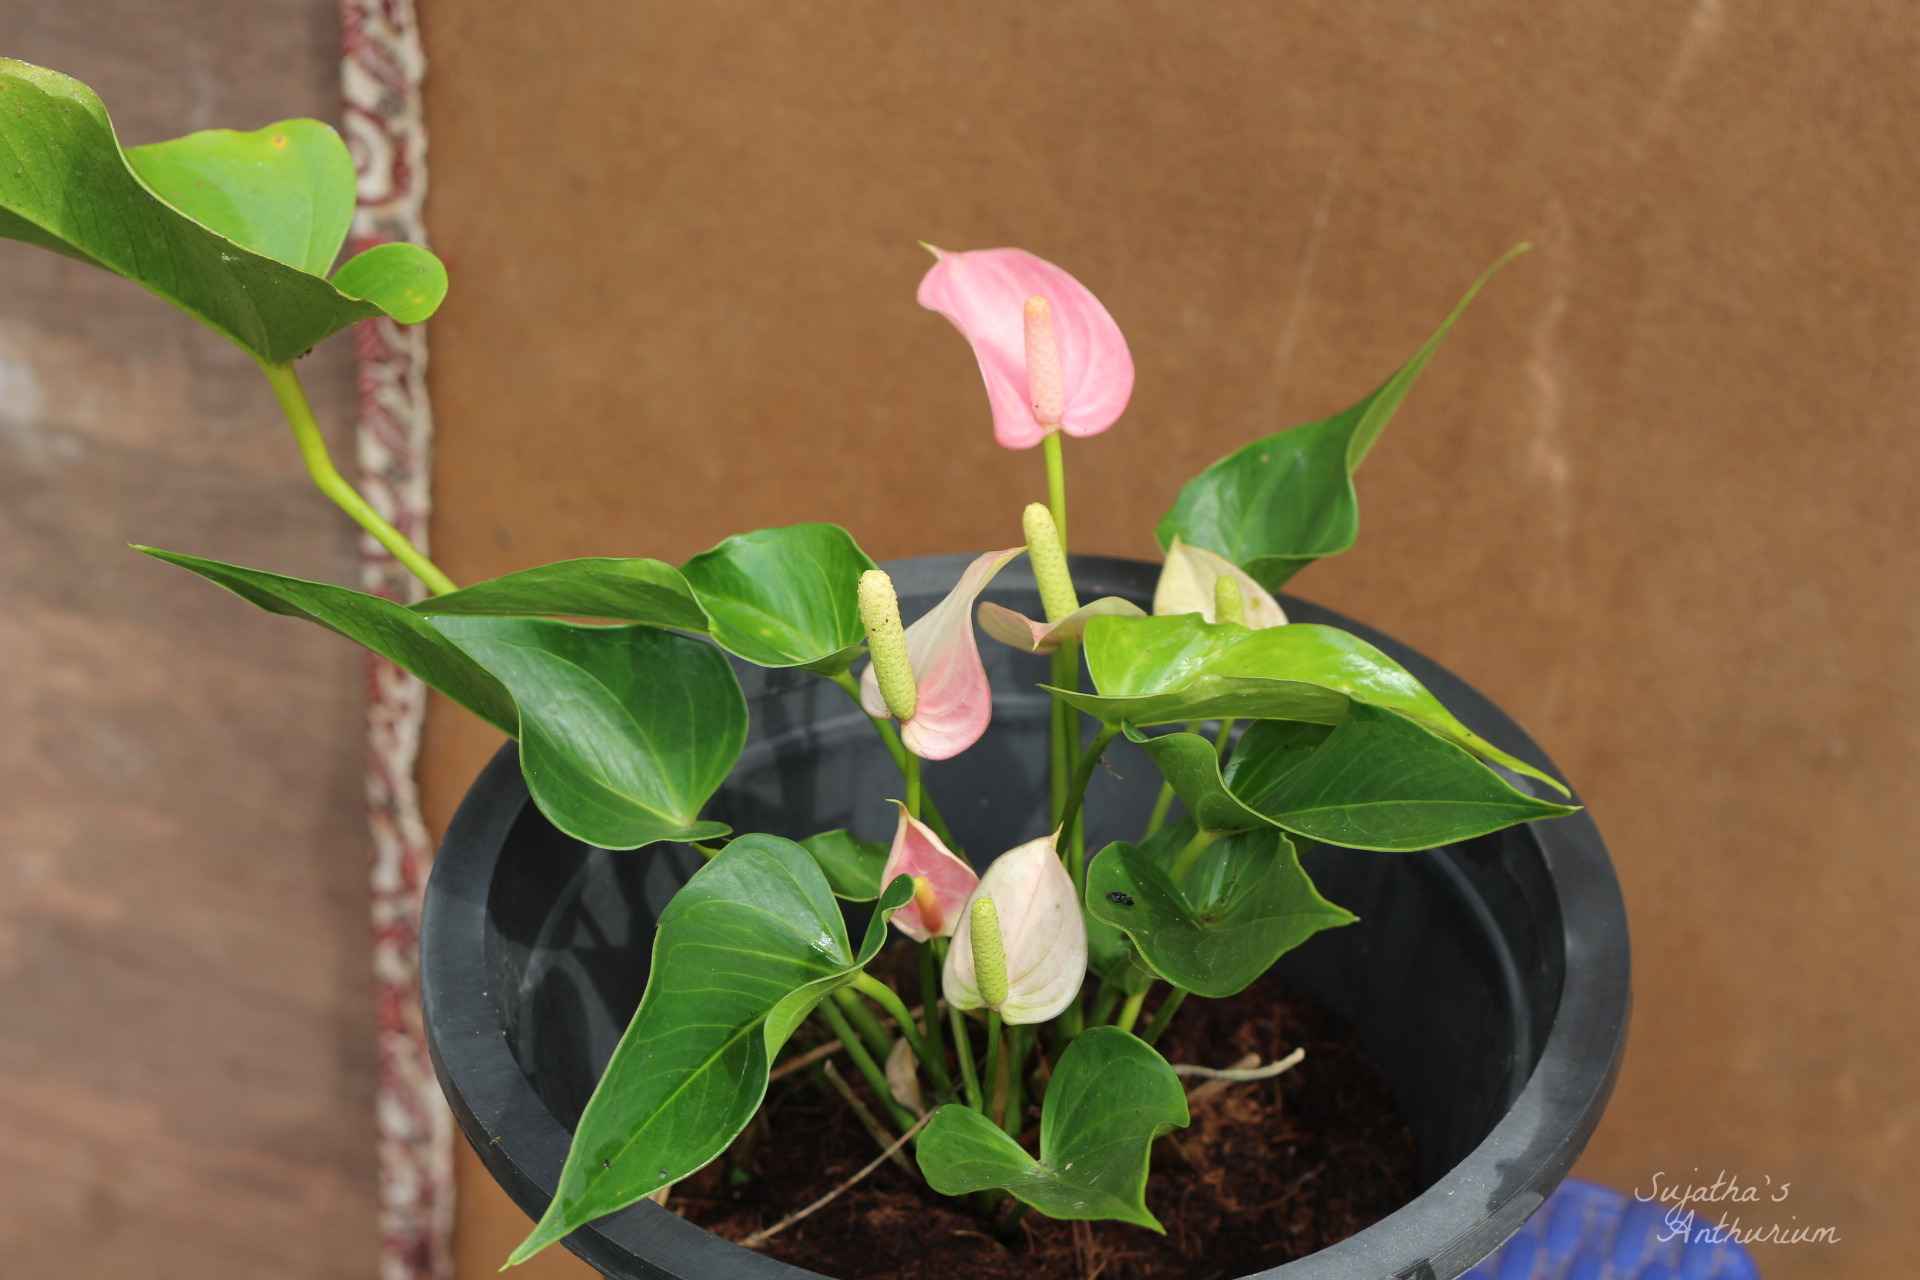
[
  {"left": 831, "top": 988, "right": 895, "bottom": 1063},
  {"left": 983, "top": 1011, "right": 1004, "bottom": 1126},
  {"left": 919, "top": 942, "right": 946, "bottom": 1083},
  {"left": 816, "top": 999, "right": 916, "bottom": 1131},
  {"left": 1114, "top": 987, "right": 1148, "bottom": 1035},
  {"left": 1143, "top": 781, "right": 1176, "bottom": 840},
  {"left": 852, "top": 972, "right": 952, "bottom": 1094},
  {"left": 258, "top": 360, "right": 457, "bottom": 597},
  {"left": 825, "top": 671, "right": 957, "bottom": 845},
  {"left": 1000, "top": 1026, "right": 1028, "bottom": 1138},
  {"left": 690, "top": 841, "right": 724, "bottom": 860},
  {"left": 905, "top": 752, "right": 922, "bottom": 820},
  {"left": 1042, "top": 431, "right": 1069, "bottom": 545},
  {"left": 948, "top": 1004, "right": 983, "bottom": 1112},
  {"left": 1058, "top": 724, "right": 1120, "bottom": 891},
  {"left": 1215, "top": 717, "right": 1237, "bottom": 761},
  {"left": 1169, "top": 827, "right": 1220, "bottom": 882},
  {"left": 1141, "top": 989, "right": 1188, "bottom": 1045},
  {"left": 1087, "top": 982, "right": 1121, "bottom": 1027}
]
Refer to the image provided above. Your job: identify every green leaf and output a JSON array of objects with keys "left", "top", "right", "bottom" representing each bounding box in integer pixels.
[
  {"left": 412, "top": 557, "right": 708, "bottom": 632},
  {"left": 1156, "top": 245, "right": 1527, "bottom": 589},
  {"left": 1086, "top": 827, "right": 1356, "bottom": 997},
  {"left": 135, "top": 547, "right": 515, "bottom": 733},
  {"left": 511, "top": 843, "right": 913, "bottom": 1265},
  {"left": 1224, "top": 710, "right": 1578, "bottom": 849},
  {"left": 679, "top": 523, "right": 876, "bottom": 672},
  {"left": 916, "top": 1027, "right": 1188, "bottom": 1230},
  {"left": 0, "top": 59, "right": 446, "bottom": 361},
  {"left": 1086, "top": 819, "right": 1182, "bottom": 997},
  {"left": 430, "top": 618, "right": 746, "bottom": 850},
  {"left": 1053, "top": 614, "right": 1570, "bottom": 798},
  {"left": 798, "top": 829, "right": 889, "bottom": 900}
]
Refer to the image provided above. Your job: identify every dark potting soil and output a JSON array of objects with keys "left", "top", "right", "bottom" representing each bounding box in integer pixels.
[{"left": 675, "top": 966, "right": 1419, "bottom": 1279}]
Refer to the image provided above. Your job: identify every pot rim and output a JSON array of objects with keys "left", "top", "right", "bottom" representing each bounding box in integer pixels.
[{"left": 422, "top": 552, "right": 1630, "bottom": 1279}]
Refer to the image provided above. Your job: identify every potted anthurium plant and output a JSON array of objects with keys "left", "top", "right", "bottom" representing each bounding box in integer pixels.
[{"left": 6, "top": 57, "right": 1629, "bottom": 1280}]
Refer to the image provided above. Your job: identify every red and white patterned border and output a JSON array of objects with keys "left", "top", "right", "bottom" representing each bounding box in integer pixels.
[{"left": 339, "top": 3, "right": 455, "bottom": 1277}]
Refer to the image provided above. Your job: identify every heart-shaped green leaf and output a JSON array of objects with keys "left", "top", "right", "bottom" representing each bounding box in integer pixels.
[
  {"left": 1156, "top": 246, "right": 1526, "bottom": 589},
  {"left": 0, "top": 59, "right": 446, "bottom": 361},
  {"left": 679, "top": 523, "right": 876, "bottom": 672},
  {"left": 1086, "top": 819, "right": 1183, "bottom": 997},
  {"left": 1052, "top": 614, "right": 1569, "bottom": 798},
  {"left": 430, "top": 618, "right": 746, "bottom": 850},
  {"left": 412, "top": 558, "right": 708, "bottom": 632},
  {"left": 798, "top": 828, "right": 888, "bottom": 900},
  {"left": 511, "top": 843, "right": 913, "bottom": 1265},
  {"left": 135, "top": 547, "right": 515, "bottom": 733},
  {"left": 1223, "top": 709, "right": 1578, "bottom": 849},
  {"left": 915, "top": 1027, "right": 1188, "bottom": 1230},
  {"left": 1086, "top": 826, "right": 1356, "bottom": 997}
]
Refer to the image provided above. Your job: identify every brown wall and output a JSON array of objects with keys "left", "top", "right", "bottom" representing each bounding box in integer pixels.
[
  {"left": 420, "top": 4, "right": 1918, "bottom": 1277},
  {"left": 2, "top": 3, "right": 379, "bottom": 1276}
]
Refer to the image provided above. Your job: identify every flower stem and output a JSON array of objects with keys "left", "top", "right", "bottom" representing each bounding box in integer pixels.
[
  {"left": 1042, "top": 431, "right": 1068, "bottom": 545},
  {"left": 905, "top": 752, "right": 923, "bottom": 820},
  {"left": 257, "top": 360, "right": 457, "bottom": 597},
  {"left": 1114, "top": 987, "right": 1148, "bottom": 1035},
  {"left": 1087, "top": 982, "right": 1122, "bottom": 1027},
  {"left": 1000, "top": 1027, "right": 1028, "bottom": 1138},
  {"left": 948, "top": 1004, "right": 983, "bottom": 1112},
  {"left": 919, "top": 942, "right": 947, "bottom": 1078},
  {"left": 983, "top": 1011, "right": 1004, "bottom": 1126},
  {"left": 1058, "top": 724, "right": 1120, "bottom": 893},
  {"left": 1140, "top": 988, "right": 1188, "bottom": 1045},
  {"left": 1215, "top": 717, "right": 1238, "bottom": 762},
  {"left": 852, "top": 972, "right": 952, "bottom": 1094},
  {"left": 816, "top": 999, "right": 916, "bottom": 1131},
  {"left": 825, "top": 671, "right": 956, "bottom": 845}
]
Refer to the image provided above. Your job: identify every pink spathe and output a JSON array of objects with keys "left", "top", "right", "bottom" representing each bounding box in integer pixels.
[
  {"left": 859, "top": 548, "right": 1023, "bottom": 759},
  {"left": 880, "top": 801, "right": 979, "bottom": 941},
  {"left": 917, "top": 247, "right": 1134, "bottom": 450}
]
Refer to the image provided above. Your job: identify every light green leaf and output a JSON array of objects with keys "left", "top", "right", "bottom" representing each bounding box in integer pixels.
[
  {"left": 915, "top": 1027, "right": 1189, "bottom": 1230},
  {"left": 680, "top": 523, "right": 876, "bottom": 672},
  {"left": 1086, "top": 826, "right": 1355, "bottom": 997},
  {"left": 510, "top": 843, "right": 913, "bottom": 1265},
  {"left": 798, "top": 829, "right": 889, "bottom": 901},
  {"left": 412, "top": 557, "right": 708, "bottom": 632},
  {"left": 430, "top": 617, "right": 746, "bottom": 850},
  {"left": 1052, "top": 614, "right": 1570, "bottom": 798},
  {"left": 0, "top": 59, "right": 445, "bottom": 361},
  {"left": 1156, "top": 246, "right": 1527, "bottom": 589},
  {"left": 135, "top": 547, "right": 515, "bottom": 733}
]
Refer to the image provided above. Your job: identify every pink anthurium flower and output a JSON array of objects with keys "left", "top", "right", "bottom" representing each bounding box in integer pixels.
[
  {"left": 860, "top": 548, "right": 1023, "bottom": 759},
  {"left": 943, "top": 830, "right": 1087, "bottom": 1025},
  {"left": 917, "top": 247, "right": 1135, "bottom": 450},
  {"left": 1153, "top": 537, "right": 1289, "bottom": 628},
  {"left": 880, "top": 800, "right": 980, "bottom": 942},
  {"left": 977, "top": 596, "right": 1146, "bottom": 655}
]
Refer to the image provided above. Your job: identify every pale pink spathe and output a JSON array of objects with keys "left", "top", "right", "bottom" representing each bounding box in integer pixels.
[
  {"left": 976, "top": 597, "right": 1147, "bottom": 655},
  {"left": 917, "top": 247, "right": 1135, "bottom": 450},
  {"left": 880, "top": 801, "right": 980, "bottom": 941},
  {"left": 860, "top": 548, "right": 1023, "bottom": 759},
  {"left": 942, "top": 830, "right": 1087, "bottom": 1025}
]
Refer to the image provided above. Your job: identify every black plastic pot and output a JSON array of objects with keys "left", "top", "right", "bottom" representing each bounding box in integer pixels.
[{"left": 422, "top": 554, "right": 1630, "bottom": 1279}]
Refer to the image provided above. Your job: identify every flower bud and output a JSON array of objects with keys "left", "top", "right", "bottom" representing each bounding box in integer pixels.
[
  {"left": 1024, "top": 295, "right": 1066, "bottom": 428},
  {"left": 858, "top": 569, "right": 917, "bottom": 722},
  {"left": 1213, "top": 575, "right": 1245, "bottom": 626},
  {"left": 1021, "top": 502, "right": 1080, "bottom": 624},
  {"left": 969, "top": 897, "right": 1010, "bottom": 1009}
]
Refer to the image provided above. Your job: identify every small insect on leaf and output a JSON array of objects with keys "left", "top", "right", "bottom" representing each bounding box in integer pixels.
[{"left": 1105, "top": 891, "right": 1135, "bottom": 908}]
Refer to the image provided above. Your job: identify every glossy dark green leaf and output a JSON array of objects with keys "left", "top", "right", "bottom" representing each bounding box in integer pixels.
[
  {"left": 1086, "top": 827, "right": 1355, "bottom": 997},
  {"left": 917, "top": 1027, "right": 1188, "bottom": 1229},
  {"left": 430, "top": 618, "right": 746, "bottom": 850},
  {"left": 510, "top": 843, "right": 912, "bottom": 1265},
  {"left": 412, "top": 558, "right": 708, "bottom": 632},
  {"left": 679, "top": 523, "right": 876, "bottom": 672},
  {"left": 1052, "top": 614, "right": 1569, "bottom": 798},
  {"left": 1156, "top": 246, "right": 1526, "bottom": 589},
  {"left": 135, "top": 547, "right": 515, "bottom": 733},
  {"left": 0, "top": 59, "right": 446, "bottom": 361},
  {"left": 1224, "top": 709, "right": 1578, "bottom": 849},
  {"left": 1086, "top": 819, "right": 1182, "bottom": 997},
  {"left": 798, "top": 828, "right": 888, "bottom": 900}
]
